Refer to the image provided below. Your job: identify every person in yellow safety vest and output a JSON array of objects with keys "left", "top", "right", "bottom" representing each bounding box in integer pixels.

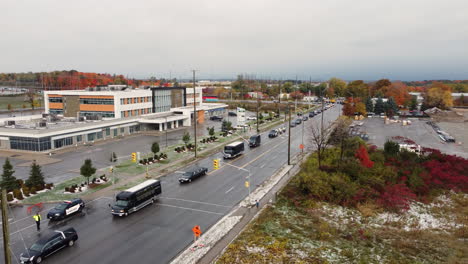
[{"left": 33, "top": 213, "right": 41, "bottom": 231}]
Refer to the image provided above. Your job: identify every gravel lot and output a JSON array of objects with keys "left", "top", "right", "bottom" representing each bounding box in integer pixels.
[{"left": 361, "top": 117, "right": 467, "bottom": 158}]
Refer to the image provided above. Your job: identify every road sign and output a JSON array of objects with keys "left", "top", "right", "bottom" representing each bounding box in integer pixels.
[
  {"left": 299, "top": 144, "right": 304, "bottom": 150},
  {"left": 213, "top": 159, "right": 219, "bottom": 170},
  {"left": 245, "top": 181, "right": 249, "bottom": 188},
  {"left": 192, "top": 225, "right": 202, "bottom": 237}
]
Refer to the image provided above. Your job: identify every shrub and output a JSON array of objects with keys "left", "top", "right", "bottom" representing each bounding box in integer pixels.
[
  {"left": 13, "top": 189, "right": 23, "bottom": 200},
  {"left": 30, "top": 187, "right": 37, "bottom": 194},
  {"left": 65, "top": 187, "right": 70, "bottom": 192},
  {"left": 17, "top": 179, "right": 24, "bottom": 187},
  {"left": 69, "top": 187, "right": 75, "bottom": 193},
  {"left": 22, "top": 186, "right": 30, "bottom": 193},
  {"left": 378, "top": 183, "right": 416, "bottom": 212},
  {"left": 139, "top": 160, "right": 143, "bottom": 164},
  {"left": 45, "top": 183, "right": 53, "bottom": 189},
  {"left": 78, "top": 187, "right": 82, "bottom": 192},
  {"left": 92, "top": 178, "right": 96, "bottom": 184},
  {"left": 6, "top": 193, "right": 13, "bottom": 202},
  {"left": 143, "top": 158, "right": 148, "bottom": 164},
  {"left": 23, "top": 189, "right": 30, "bottom": 197},
  {"left": 148, "top": 157, "right": 154, "bottom": 162}
]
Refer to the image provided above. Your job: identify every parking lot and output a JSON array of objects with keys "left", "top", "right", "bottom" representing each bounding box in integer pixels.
[{"left": 360, "top": 117, "right": 467, "bottom": 158}]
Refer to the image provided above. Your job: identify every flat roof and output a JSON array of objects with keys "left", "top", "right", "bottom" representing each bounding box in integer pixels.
[
  {"left": 226, "top": 141, "right": 243, "bottom": 147},
  {"left": 126, "top": 179, "right": 159, "bottom": 193}
]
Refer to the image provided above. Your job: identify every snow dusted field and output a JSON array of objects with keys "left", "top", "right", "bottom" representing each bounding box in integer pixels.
[{"left": 216, "top": 192, "right": 468, "bottom": 264}]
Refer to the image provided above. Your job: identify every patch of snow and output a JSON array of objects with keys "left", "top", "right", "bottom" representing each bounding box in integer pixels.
[
  {"left": 171, "top": 213, "right": 242, "bottom": 264},
  {"left": 246, "top": 246, "right": 265, "bottom": 254},
  {"left": 372, "top": 197, "right": 461, "bottom": 231},
  {"left": 320, "top": 204, "right": 362, "bottom": 227}
]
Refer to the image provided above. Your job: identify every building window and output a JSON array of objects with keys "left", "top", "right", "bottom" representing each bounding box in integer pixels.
[
  {"left": 127, "top": 98, "right": 131, "bottom": 104},
  {"left": 113, "top": 129, "right": 117, "bottom": 136},
  {"left": 105, "top": 128, "right": 110, "bottom": 136},
  {"left": 54, "top": 137, "right": 73, "bottom": 149},
  {"left": 79, "top": 111, "right": 115, "bottom": 118},
  {"left": 49, "top": 97, "right": 63, "bottom": 103},
  {"left": 97, "top": 132, "right": 103, "bottom": 139},
  {"left": 49, "top": 109, "right": 64, "bottom": 115},
  {"left": 120, "top": 127, "right": 125, "bottom": 134},
  {"left": 88, "top": 133, "right": 95, "bottom": 141},
  {"left": 10, "top": 137, "right": 51, "bottom": 151},
  {"left": 79, "top": 98, "right": 114, "bottom": 105},
  {"left": 76, "top": 135, "right": 82, "bottom": 142}
]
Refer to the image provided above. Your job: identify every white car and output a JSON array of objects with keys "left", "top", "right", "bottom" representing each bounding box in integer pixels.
[{"left": 246, "top": 116, "right": 257, "bottom": 120}]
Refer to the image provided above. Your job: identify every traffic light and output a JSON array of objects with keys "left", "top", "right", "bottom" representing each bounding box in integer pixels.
[
  {"left": 213, "top": 159, "right": 219, "bottom": 170},
  {"left": 131, "top": 152, "right": 137, "bottom": 162}
]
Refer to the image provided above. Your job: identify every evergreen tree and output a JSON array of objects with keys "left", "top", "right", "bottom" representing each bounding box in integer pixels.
[
  {"left": 26, "top": 160, "right": 45, "bottom": 188},
  {"left": 151, "top": 142, "right": 160, "bottom": 154},
  {"left": 182, "top": 132, "right": 191, "bottom": 146},
  {"left": 374, "top": 97, "right": 385, "bottom": 115},
  {"left": 365, "top": 97, "right": 374, "bottom": 112},
  {"left": 1, "top": 158, "right": 19, "bottom": 191},
  {"left": 410, "top": 95, "right": 418, "bottom": 111},
  {"left": 385, "top": 97, "right": 399, "bottom": 117},
  {"left": 80, "top": 159, "right": 96, "bottom": 184}
]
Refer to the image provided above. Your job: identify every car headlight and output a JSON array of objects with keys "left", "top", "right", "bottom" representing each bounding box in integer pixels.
[
  {"left": 55, "top": 213, "right": 60, "bottom": 216},
  {"left": 30, "top": 256, "right": 35, "bottom": 261},
  {"left": 120, "top": 210, "right": 124, "bottom": 213}
]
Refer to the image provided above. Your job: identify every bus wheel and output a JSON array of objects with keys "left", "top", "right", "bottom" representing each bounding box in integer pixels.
[
  {"left": 151, "top": 199, "right": 155, "bottom": 204},
  {"left": 124, "top": 212, "right": 128, "bottom": 216}
]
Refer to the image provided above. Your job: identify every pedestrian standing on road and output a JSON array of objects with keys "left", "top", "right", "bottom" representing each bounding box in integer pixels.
[
  {"left": 255, "top": 200, "right": 259, "bottom": 208},
  {"left": 33, "top": 213, "right": 41, "bottom": 231}
]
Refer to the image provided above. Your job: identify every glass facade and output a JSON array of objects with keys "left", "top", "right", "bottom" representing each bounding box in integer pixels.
[
  {"left": 105, "top": 128, "right": 110, "bottom": 136},
  {"left": 76, "top": 135, "right": 82, "bottom": 142},
  {"left": 153, "top": 90, "right": 171, "bottom": 113},
  {"left": 10, "top": 137, "right": 51, "bottom": 151},
  {"left": 49, "top": 109, "right": 64, "bottom": 115},
  {"left": 79, "top": 98, "right": 114, "bottom": 105},
  {"left": 54, "top": 137, "right": 73, "bottom": 149}
]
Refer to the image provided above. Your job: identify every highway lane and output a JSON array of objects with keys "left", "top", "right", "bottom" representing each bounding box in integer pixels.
[{"left": 3, "top": 105, "right": 341, "bottom": 264}]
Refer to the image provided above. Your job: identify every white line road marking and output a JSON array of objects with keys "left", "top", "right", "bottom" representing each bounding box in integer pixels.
[
  {"left": 225, "top": 187, "right": 234, "bottom": 194},
  {"left": 260, "top": 163, "right": 266, "bottom": 169},
  {"left": 160, "top": 197, "right": 231, "bottom": 208},
  {"left": 157, "top": 203, "right": 224, "bottom": 215}
]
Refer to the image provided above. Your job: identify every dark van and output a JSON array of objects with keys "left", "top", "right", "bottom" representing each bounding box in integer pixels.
[
  {"left": 110, "top": 179, "right": 161, "bottom": 216},
  {"left": 249, "top": 135, "right": 261, "bottom": 147}
]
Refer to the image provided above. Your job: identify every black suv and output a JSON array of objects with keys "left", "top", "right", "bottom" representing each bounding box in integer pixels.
[
  {"left": 20, "top": 227, "right": 78, "bottom": 264},
  {"left": 295, "top": 118, "right": 302, "bottom": 125},
  {"left": 210, "top": 115, "right": 223, "bottom": 121},
  {"left": 268, "top": 130, "right": 278, "bottom": 138},
  {"left": 179, "top": 167, "right": 208, "bottom": 183},
  {"left": 47, "top": 199, "right": 85, "bottom": 221},
  {"left": 228, "top": 112, "right": 237, "bottom": 116}
]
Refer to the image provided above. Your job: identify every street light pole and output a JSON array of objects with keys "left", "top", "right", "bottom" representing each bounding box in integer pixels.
[
  {"left": 165, "top": 116, "right": 168, "bottom": 149},
  {"left": 256, "top": 92, "right": 260, "bottom": 134},
  {"left": 192, "top": 70, "right": 197, "bottom": 158},
  {"left": 288, "top": 103, "right": 291, "bottom": 165}
]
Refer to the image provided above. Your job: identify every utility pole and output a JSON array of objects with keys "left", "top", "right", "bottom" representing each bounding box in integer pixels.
[
  {"left": 288, "top": 103, "right": 292, "bottom": 165},
  {"left": 294, "top": 76, "right": 298, "bottom": 114},
  {"left": 256, "top": 91, "right": 260, "bottom": 133},
  {"left": 192, "top": 70, "right": 197, "bottom": 158},
  {"left": 2, "top": 189, "right": 11, "bottom": 264}
]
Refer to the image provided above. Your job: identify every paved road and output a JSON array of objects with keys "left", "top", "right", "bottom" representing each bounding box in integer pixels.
[{"left": 1, "top": 106, "right": 341, "bottom": 264}]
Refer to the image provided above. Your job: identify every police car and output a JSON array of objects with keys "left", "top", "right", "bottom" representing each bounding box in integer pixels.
[{"left": 47, "top": 199, "right": 85, "bottom": 221}]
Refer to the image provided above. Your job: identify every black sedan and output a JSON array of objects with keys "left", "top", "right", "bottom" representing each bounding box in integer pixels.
[
  {"left": 20, "top": 227, "right": 78, "bottom": 264},
  {"left": 209, "top": 115, "right": 223, "bottom": 121},
  {"left": 47, "top": 199, "right": 85, "bottom": 221},
  {"left": 179, "top": 167, "right": 208, "bottom": 183},
  {"left": 268, "top": 130, "right": 278, "bottom": 138}
]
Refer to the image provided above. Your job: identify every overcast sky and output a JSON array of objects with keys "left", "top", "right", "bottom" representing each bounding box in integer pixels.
[{"left": 1, "top": 0, "right": 467, "bottom": 81}]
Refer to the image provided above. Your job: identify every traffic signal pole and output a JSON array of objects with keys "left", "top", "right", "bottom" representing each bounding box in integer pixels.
[{"left": 288, "top": 103, "right": 291, "bottom": 165}]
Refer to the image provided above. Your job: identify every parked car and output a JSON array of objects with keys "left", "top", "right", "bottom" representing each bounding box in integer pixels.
[
  {"left": 249, "top": 135, "right": 261, "bottom": 147},
  {"left": 20, "top": 227, "right": 78, "bottom": 264},
  {"left": 47, "top": 199, "right": 85, "bottom": 221},
  {"left": 290, "top": 122, "right": 297, "bottom": 127},
  {"left": 302, "top": 116, "right": 308, "bottom": 121},
  {"left": 246, "top": 116, "right": 257, "bottom": 120},
  {"left": 209, "top": 115, "right": 223, "bottom": 121},
  {"left": 280, "top": 127, "right": 286, "bottom": 133},
  {"left": 295, "top": 119, "right": 302, "bottom": 125},
  {"left": 268, "top": 130, "right": 278, "bottom": 138},
  {"left": 308, "top": 112, "right": 315, "bottom": 117},
  {"left": 179, "top": 167, "right": 208, "bottom": 183},
  {"left": 228, "top": 112, "right": 237, "bottom": 116}
]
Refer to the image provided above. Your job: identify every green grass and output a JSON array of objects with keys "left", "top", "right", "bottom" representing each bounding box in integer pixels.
[
  {"left": 22, "top": 175, "right": 117, "bottom": 204},
  {"left": 0, "top": 95, "right": 43, "bottom": 110}
]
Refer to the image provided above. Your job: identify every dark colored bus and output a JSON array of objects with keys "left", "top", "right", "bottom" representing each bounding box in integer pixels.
[
  {"left": 110, "top": 179, "right": 161, "bottom": 216},
  {"left": 223, "top": 141, "right": 245, "bottom": 159}
]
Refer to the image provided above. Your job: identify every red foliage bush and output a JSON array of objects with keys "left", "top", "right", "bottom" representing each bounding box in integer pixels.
[
  {"left": 355, "top": 145, "right": 374, "bottom": 168},
  {"left": 422, "top": 154, "right": 468, "bottom": 192},
  {"left": 378, "top": 183, "right": 417, "bottom": 211}
]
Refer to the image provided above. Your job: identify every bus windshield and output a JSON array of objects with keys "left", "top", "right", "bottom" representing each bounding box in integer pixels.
[{"left": 115, "top": 200, "right": 129, "bottom": 207}]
